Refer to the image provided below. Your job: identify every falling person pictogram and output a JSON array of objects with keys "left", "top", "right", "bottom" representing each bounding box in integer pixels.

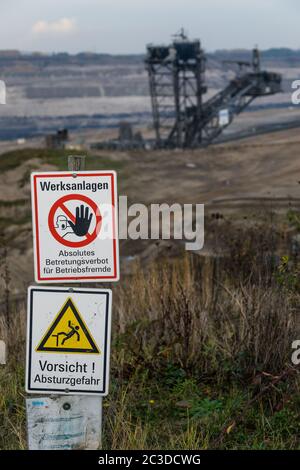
[
  {"left": 52, "top": 320, "right": 81, "bottom": 347},
  {"left": 36, "top": 297, "right": 100, "bottom": 354}
]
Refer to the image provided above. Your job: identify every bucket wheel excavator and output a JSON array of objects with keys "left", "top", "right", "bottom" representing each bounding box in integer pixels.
[{"left": 145, "top": 31, "right": 282, "bottom": 148}]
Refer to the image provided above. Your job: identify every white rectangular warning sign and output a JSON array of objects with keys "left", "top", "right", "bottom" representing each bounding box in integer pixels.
[
  {"left": 26, "top": 286, "right": 112, "bottom": 396},
  {"left": 31, "top": 171, "right": 119, "bottom": 283}
]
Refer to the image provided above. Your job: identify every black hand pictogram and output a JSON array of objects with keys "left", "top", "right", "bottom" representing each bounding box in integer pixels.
[{"left": 69, "top": 205, "right": 92, "bottom": 237}]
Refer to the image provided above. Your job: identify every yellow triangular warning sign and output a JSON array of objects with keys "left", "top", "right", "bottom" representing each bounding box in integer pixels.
[{"left": 36, "top": 297, "right": 100, "bottom": 354}]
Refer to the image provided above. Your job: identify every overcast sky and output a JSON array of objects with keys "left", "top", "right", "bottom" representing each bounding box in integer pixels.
[{"left": 0, "top": 0, "right": 299, "bottom": 54}]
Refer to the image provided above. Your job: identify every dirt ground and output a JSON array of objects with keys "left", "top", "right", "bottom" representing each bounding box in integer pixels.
[
  {"left": 92, "top": 126, "right": 300, "bottom": 211},
  {"left": 1, "top": 125, "right": 300, "bottom": 300}
]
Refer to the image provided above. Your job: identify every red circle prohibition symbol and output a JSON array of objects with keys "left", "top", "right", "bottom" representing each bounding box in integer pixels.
[{"left": 48, "top": 194, "right": 102, "bottom": 248}]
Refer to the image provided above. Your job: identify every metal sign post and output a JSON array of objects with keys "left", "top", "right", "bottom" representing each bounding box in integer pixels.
[
  {"left": 0, "top": 340, "right": 6, "bottom": 365},
  {"left": 26, "top": 154, "right": 118, "bottom": 450}
]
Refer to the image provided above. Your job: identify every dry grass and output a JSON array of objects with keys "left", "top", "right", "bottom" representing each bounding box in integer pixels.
[
  {"left": 1, "top": 221, "right": 300, "bottom": 449},
  {"left": 113, "top": 252, "right": 297, "bottom": 379}
]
